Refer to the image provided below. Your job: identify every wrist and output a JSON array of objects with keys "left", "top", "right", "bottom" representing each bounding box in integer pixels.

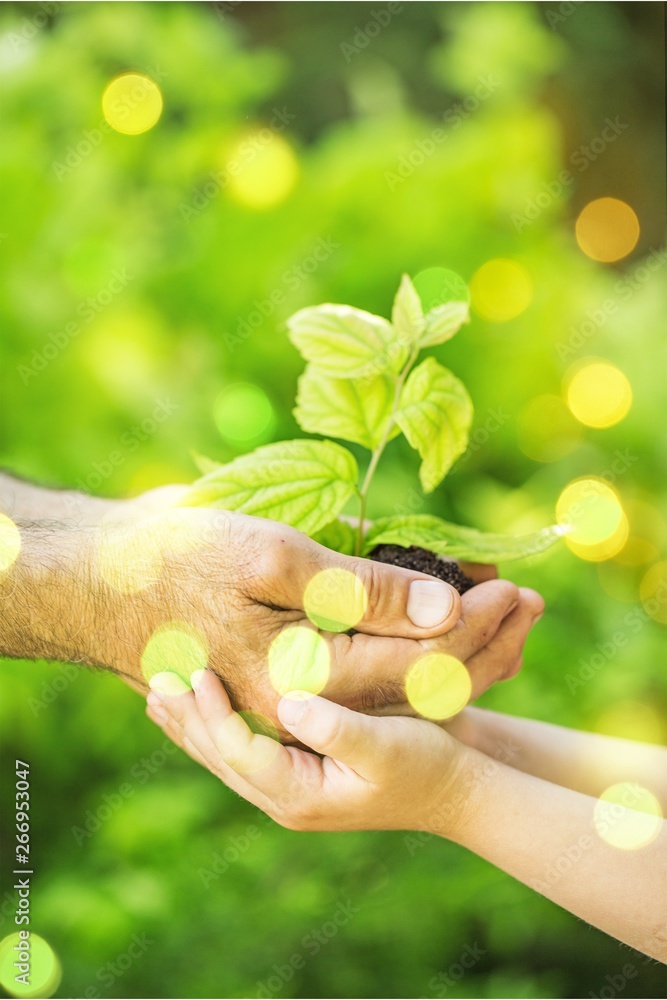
[{"left": 424, "top": 742, "right": 488, "bottom": 845}]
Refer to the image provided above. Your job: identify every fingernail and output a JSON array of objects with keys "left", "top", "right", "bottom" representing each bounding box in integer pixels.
[
  {"left": 190, "top": 669, "right": 206, "bottom": 693},
  {"left": 407, "top": 580, "right": 455, "bottom": 629},
  {"left": 278, "top": 691, "right": 312, "bottom": 727},
  {"left": 148, "top": 671, "right": 191, "bottom": 697}
]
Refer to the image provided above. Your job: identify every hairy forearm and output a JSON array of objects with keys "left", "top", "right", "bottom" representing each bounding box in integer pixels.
[
  {"left": 458, "top": 708, "right": 667, "bottom": 806},
  {"left": 438, "top": 746, "right": 667, "bottom": 961},
  {"left": 0, "top": 470, "right": 114, "bottom": 525},
  {"left": 0, "top": 518, "right": 147, "bottom": 685}
]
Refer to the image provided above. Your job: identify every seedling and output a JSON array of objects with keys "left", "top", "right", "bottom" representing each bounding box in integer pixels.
[{"left": 183, "top": 272, "right": 564, "bottom": 581}]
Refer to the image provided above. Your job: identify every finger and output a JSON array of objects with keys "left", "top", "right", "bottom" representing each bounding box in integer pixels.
[
  {"left": 193, "top": 669, "right": 299, "bottom": 788},
  {"left": 252, "top": 525, "right": 461, "bottom": 638},
  {"left": 146, "top": 702, "right": 211, "bottom": 769},
  {"left": 322, "top": 578, "right": 520, "bottom": 710},
  {"left": 465, "top": 587, "right": 544, "bottom": 696},
  {"left": 148, "top": 674, "right": 255, "bottom": 794},
  {"left": 457, "top": 561, "right": 498, "bottom": 584},
  {"left": 277, "top": 693, "right": 401, "bottom": 781}
]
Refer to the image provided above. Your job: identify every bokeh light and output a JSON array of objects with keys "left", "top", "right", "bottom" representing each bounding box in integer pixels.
[
  {"left": 565, "top": 359, "right": 632, "bottom": 428},
  {"left": 215, "top": 711, "right": 281, "bottom": 774},
  {"left": 226, "top": 132, "right": 298, "bottom": 209},
  {"left": 213, "top": 383, "right": 275, "bottom": 446},
  {"left": 0, "top": 933, "right": 62, "bottom": 999},
  {"left": 556, "top": 478, "right": 627, "bottom": 561},
  {"left": 594, "top": 700, "right": 665, "bottom": 745},
  {"left": 102, "top": 72, "right": 163, "bottom": 135},
  {"left": 639, "top": 561, "right": 667, "bottom": 625},
  {"left": 469, "top": 258, "right": 532, "bottom": 322},
  {"left": 141, "top": 621, "right": 209, "bottom": 687},
  {"left": 516, "top": 394, "right": 582, "bottom": 462},
  {"left": 405, "top": 653, "right": 471, "bottom": 720},
  {"left": 0, "top": 514, "right": 21, "bottom": 572},
  {"left": 594, "top": 782, "right": 662, "bottom": 850},
  {"left": 268, "top": 626, "right": 330, "bottom": 696},
  {"left": 575, "top": 197, "right": 640, "bottom": 263},
  {"left": 97, "top": 512, "right": 164, "bottom": 594},
  {"left": 303, "top": 567, "right": 368, "bottom": 632},
  {"left": 412, "top": 266, "right": 470, "bottom": 312}
]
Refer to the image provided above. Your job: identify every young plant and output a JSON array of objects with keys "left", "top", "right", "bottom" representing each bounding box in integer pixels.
[{"left": 182, "top": 273, "right": 564, "bottom": 565}]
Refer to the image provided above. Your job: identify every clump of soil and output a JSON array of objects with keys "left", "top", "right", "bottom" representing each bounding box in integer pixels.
[{"left": 368, "top": 544, "right": 475, "bottom": 595}]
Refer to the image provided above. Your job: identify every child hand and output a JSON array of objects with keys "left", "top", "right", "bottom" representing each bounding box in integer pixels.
[{"left": 146, "top": 669, "right": 468, "bottom": 837}]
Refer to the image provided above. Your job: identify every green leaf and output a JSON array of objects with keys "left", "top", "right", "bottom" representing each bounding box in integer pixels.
[
  {"left": 362, "top": 514, "right": 567, "bottom": 562},
  {"left": 294, "top": 365, "right": 399, "bottom": 450},
  {"left": 420, "top": 300, "right": 470, "bottom": 348},
  {"left": 395, "top": 357, "right": 473, "bottom": 493},
  {"left": 392, "top": 274, "right": 424, "bottom": 344},
  {"left": 287, "top": 304, "right": 409, "bottom": 379},
  {"left": 312, "top": 518, "right": 357, "bottom": 555},
  {"left": 191, "top": 451, "right": 222, "bottom": 475},
  {"left": 181, "top": 439, "right": 358, "bottom": 537}
]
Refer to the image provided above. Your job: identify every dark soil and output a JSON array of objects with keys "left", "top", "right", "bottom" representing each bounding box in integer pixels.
[{"left": 368, "top": 544, "right": 476, "bottom": 595}]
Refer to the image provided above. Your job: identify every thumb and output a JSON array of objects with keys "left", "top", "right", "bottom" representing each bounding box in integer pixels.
[
  {"left": 277, "top": 693, "right": 391, "bottom": 777},
  {"left": 266, "top": 527, "right": 462, "bottom": 638}
]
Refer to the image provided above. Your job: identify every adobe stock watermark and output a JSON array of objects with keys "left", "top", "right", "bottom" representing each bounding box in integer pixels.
[
  {"left": 82, "top": 933, "right": 154, "bottom": 998},
  {"left": 224, "top": 235, "right": 340, "bottom": 351},
  {"left": 255, "top": 899, "right": 359, "bottom": 998},
  {"left": 340, "top": 3, "right": 403, "bottom": 63},
  {"left": 385, "top": 74, "right": 501, "bottom": 191},
  {"left": 52, "top": 66, "right": 168, "bottom": 180},
  {"left": 179, "top": 107, "right": 296, "bottom": 222},
  {"left": 565, "top": 580, "right": 667, "bottom": 694},
  {"left": 197, "top": 822, "right": 263, "bottom": 888},
  {"left": 405, "top": 737, "right": 520, "bottom": 856},
  {"left": 27, "top": 661, "right": 81, "bottom": 717},
  {"left": 71, "top": 738, "right": 178, "bottom": 846},
  {"left": 512, "top": 117, "right": 629, "bottom": 232},
  {"left": 213, "top": 0, "right": 244, "bottom": 19},
  {"left": 545, "top": 1, "right": 584, "bottom": 30},
  {"left": 427, "top": 942, "right": 487, "bottom": 997},
  {"left": 3, "top": 2, "right": 63, "bottom": 54},
  {"left": 556, "top": 245, "right": 666, "bottom": 361},
  {"left": 17, "top": 267, "right": 133, "bottom": 383},
  {"left": 532, "top": 784, "right": 650, "bottom": 894},
  {"left": 73, "top": 396, "right": 180, "bottom": 494},
  {"left": 588, "top": 965, "right": 639, "bottom": 1000}
]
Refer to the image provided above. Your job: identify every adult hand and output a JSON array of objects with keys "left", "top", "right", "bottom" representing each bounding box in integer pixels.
[{"left": 1, "top": 477, "right": 542, "bottom": 740}]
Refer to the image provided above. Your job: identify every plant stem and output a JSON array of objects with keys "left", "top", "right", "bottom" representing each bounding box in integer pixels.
[{"left": 354, "top": 347, "right": 419, "bottom": 556}]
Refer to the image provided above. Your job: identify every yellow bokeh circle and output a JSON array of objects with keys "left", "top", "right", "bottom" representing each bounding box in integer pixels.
[
  {"left": 303, "top": 568, "right": 368, "bottom": 633},
  {"left": 565, "top": 360, "right": 632, "bottom": 428},
  {"left": 405, "top": 653, "right": 471, "bottom": 720},
  {"left": 141, "top": 621, "right": 209, "bottom": 687},
  {"left": 575, "top": 197, "right": 640, "bottom": 263},
  {"left": 102, "top": 72, "right": 163, "bottom": 135},
  {"left": 594, "top": 782, "right": 662, "bottom": 850},
  {"left": 556, "top": 478, "right": 627, "bottom": 561},
  {"left": 227, "top": 133, "right": 298, "bottom": 209},
  {"left": 470, "top": 258, "right": 532, "bottom": 322},
  {"left": 0, "top": 932, "right": 62, "bottom": 999},
  {"left": 268, "top": 626, "right": 330, "bottom": 696},
  {"left": 0, "top": 514, "right": 21, "bottom": 572}
]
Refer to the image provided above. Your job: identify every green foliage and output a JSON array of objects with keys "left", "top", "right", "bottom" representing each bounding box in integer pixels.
[
  {"left": 183, "top": 438, "right": 358, "bottom": 536},
  {"left": 394, "top": 356, "right": 473, "bottom": 493},
  {"left": 1, "top": 3, "right": 665, "bottom": 999},
  {"left": 362, "top": 515, "right": 568, "bottom": 562},
  {"left": 184, "top": 273, "right": 558, "bottom": 558}
]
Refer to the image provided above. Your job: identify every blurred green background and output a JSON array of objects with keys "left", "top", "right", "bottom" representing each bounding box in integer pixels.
[{"left": 1, "top": 2, "right": 666, "bottom": 997}]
